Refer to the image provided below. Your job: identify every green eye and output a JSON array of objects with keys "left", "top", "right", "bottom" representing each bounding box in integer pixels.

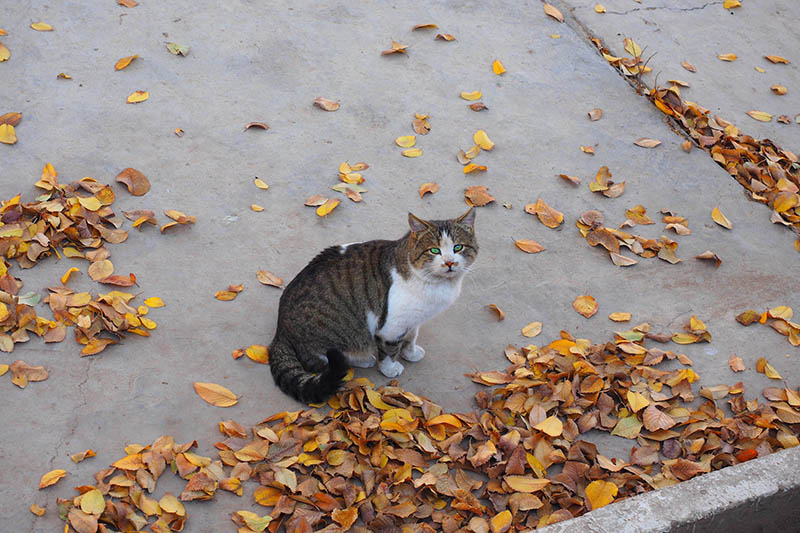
[
  {"left": 453, "top": 244, "right": 464, "bottom": 252},
  {"left": 429, "top": 247, "right": 441, "bottom": 255}
]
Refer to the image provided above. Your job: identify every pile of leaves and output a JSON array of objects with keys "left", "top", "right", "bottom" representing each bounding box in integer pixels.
[{"left": 51, "top": 318, "right": 800, "bottom": 532}]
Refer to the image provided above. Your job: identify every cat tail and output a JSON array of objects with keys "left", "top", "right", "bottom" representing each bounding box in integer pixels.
[{"left": 269, "top": 342, "right": 349, "bottom": 404}]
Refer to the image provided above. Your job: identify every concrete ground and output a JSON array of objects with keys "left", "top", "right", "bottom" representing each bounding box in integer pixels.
[{"left": 1, "top": 0, "right": 798, "bottom": 530}]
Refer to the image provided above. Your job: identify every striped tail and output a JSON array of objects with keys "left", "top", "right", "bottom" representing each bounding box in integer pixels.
[{"left": 269, "top": 343, "right": 348, "bottom": 404}]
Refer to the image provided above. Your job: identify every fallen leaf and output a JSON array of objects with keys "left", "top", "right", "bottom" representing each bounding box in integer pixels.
[
  {"left": 573, "top": 295, "right": 598, "bottom": 318},
  {"left": 594, "top": 4, "right": 606, "bottom": 13},
  {"left": 29, "top": 504, "right": 45, "bottom": 516},
  {"left": 609, "top": 312, "right": 631, "bottom": 322},
  {"left": 381, "top": 41, "right": 408, "bottom": 55},
  {"left": 559, "top": 174, "right": 581, "bottom": 185},
  {"left": 473, "top": 129, "right": 494, "bottom": 150},
  {"left": 711, "top": 207, "right": 732, "bottom": 229},
  {"left": 418, "top": 182, "right": 439, "bottom": 198},
  {"left": 395, "top": 135, "right": 416, "bottom": 148},
  {"left": 771, "top": 85, "right": 788, "bottom": 95},
  {"left": 585, "top": 480, "right": 617, "bottom": 510},
  {"left": 57, "top": 72, "right": 71, "bottom": 79},
  {"left": 729, "top": 355, "right": 746, "bottom": 372},
  {"left": 581, "top": 145, "right": 595, "bottom": 155},
  {"left": 256, "top": 269, "right": 283, "bottom": 287},
  {"left": 144, "top": 297, "right": 165, "bottom": 308},
  {"left": 522, "top": 321, "right": 542, "bottom": 338},
  {"left": 718, "top": 53, "right": 737, "bottom": 62},
  {"left": 39, "top": 469, "right": 66, "bottom": 489},
  {"left": 543, "top": 3, "right": 564, "bottom": 22},
  {"left": 114, "top": 55, "right": 138, "bottom": 70},
  {"left": 316, "top": 198, "right": 340, "bottom": 217},
  {"left": 166, "top": 42, "right": 189, "bottom": 56},
  {"left": 463, "top": 163, "right": 487, "bottom": 174},
  {"left": 695, "top": 250, "right": 721, "bottom": 267},
  {"left": 313, "top": 97, "right": 340, "bottom": 111},
  {"left": 746, "top": 110, "right": 772, "bottom": 122},
  {"left": 757, "top": 357, "right": 782, "bottom": 379},
  {"left": 682, "top": 140, "right": 692, "bottom": 152},
  {"left": 70, "top": 449, "right": 96, "bottom": 463},
  {"left": 81, "top": 489, "right": 105, "bottom": 515},
  {"left": 193, "top": 382, "right": 238, "bottom": 407},
  {"left": 624, "top": 38, "right": 642, "bottom": 57},
  {"left": 215, "top": 290, "right": 238, "bottom": 301},
  {"left": 435, "top": 33, "right": 455, "bottom": 41},
  {"left": 0, "top": 124, "right": 17, "bottom": 144},
  {"left": 534, "top": 415, "right": 563, "bottom": 437},
  {"left": 643, "top": 405, "right": 676, "bottom": 431},
  {"left": 250, "top": 204, "right": 264, "bottom": 212},
  {"left": 765, "top": 55, "right": 789, "bottom": 64},
  {"left": 118, "top": 0, "right": 139, "bottom": 6},
  {"left": 464, "top": 186, "right": 495, "bottom": 207},
  {"left": 634, "top": 138, "right": 662, "bottom": 148},
  {"left": 174, "top": 128, "right": 184, "bottom": 136},
  {"left": 0, "top": 41, "right": 9, "bottom": 62},
  {"left": 461, "top": 91, "right": 482, "bottom": 101},
  {"left": 0, "top": 111, "right": 22, "bottom": 126},
  {"left": 244, "top": 122, "right": 269, "bottom": 131},
  {"left": 486, "top": 304, "right": 505, "bottom": 321},
  {"left": 126, "top": 90, "right": 149, "bottom": 104},
  {"left": 304, "top": 194, "right": 327, "bottom": 207},
  {"left": 88, "top": 260, "right": 114, "bottom": 281},
  {"left": 30, "top": 22, "right": 54, "bottom": 31},
  {"left": 588, "top": 108, "right": 602, "bottom": 121},
  {"left": 246, "top": 345, "right": 270, "bottom": 364},
  {"left": 413, "top": 115, "right": 431, "bottom": 134},
  {"left": 115, "top": 168, "right": 150, "bottom": 196},
  {"left": 402, "top": 148, "right": 423, "bottom": 157},
  {"left": 254, "top": 177, "right": 269, "bottom": 190},
  {"left": 492, "top": 59, "right": 506, "bottom": 75},
  {"left": 61, "top": 267, "right": 81, "bottom": 285},
  {"left": 515, "top": 239, "right": 545, "bottom": 254},
  {"left": 527, "top": 198, "right": 563, "bottom": 228},
  {"left": 490, "top": 510, "right": 512, "bottom": 533},
  {"left": 412, "top": 23, "right": 437, "bottom": 30},
  {"left": 627, "top": 391, "right": 649, "bottom": 412},
  {"left": 723, "top": 0, "right": 741, "bottom": 7}
]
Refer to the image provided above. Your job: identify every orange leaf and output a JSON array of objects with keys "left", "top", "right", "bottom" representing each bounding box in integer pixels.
[
  {"left": 114, "top": 54, "right": 138, "bottom": 70},
  {"left": 38, "top": 469, "right": 66, "bottom": 489},
  {"left": 115, "top": 168, "right": 150, "bottom": 196},
  {"left": 585, "top": 479, "right": 618, "bottom": 510},
  {"left": 418, "top": 182, "right": 439, "bottom": 198},
  {"left": 573, "top": 295, "right": 598, "bottom": 318},
  {"left": 193, "top": 382, "right": 238, "bottom": 407},
  {"left": 313, "top": 97, "right": 340, "bottom": 111},
  {"left": 246, "top": 345, "right": 269, "bottom": 364},
  {"left": 515, "top": 239, "right": 544, "bottom": 253}
]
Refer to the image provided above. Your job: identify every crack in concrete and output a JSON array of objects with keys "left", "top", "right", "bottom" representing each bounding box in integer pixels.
[{"left": 602, "top": 1, "right": 724, "bottom": 16}]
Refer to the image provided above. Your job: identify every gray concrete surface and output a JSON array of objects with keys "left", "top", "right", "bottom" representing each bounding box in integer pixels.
[
  {"left": 555, "top": 0, "right": 800, "bottom": 153},
  {"left": 1, "top": 0, "right": 798, "bottom": 531}
]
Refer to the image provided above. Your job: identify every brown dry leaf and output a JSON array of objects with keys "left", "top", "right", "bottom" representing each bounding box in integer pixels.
[
  {"left": 114, "top": 54, "right": 138, "bottom": 70},
  {"left": 331, "top": 507, "right": 358, "bottom": 530},
  {"left": 585, "top": 480, "right": 618, "bottom": 510},
  {"left": 771, "top": 85, "right": 788, "bottom": 95},
  {"left": 681, "top": 60, "right": 697, "bottom": 72},
  {"left": 643, "top": 405, "right": 676, "bottom": 431},
  {"left": 515, "top": 239, "right": 545, "bottom": 253},
  {"left": 765, "top": 55, "right": 789, "bottom": 64},
  {"left": 29, "top": 504, "right": 45, "bottom": 516},
  {"left": 215, "top": 290, "right": 238, "bottom": 301},
  {"left": 256, "top": 269, "right": 283, "bottom": 288},
  {"left": 469, "top": 102, "right": 488, "bottom": 112},
  {"left": 0, "top": 111, "right": 22, "bottom": 126},
  {"left": 435, "top": 33, "right": 455, "bottom": 41},
  {"left": 381, "top": 41, "right": 408, "bottom": 55},
  {"left": 71, "top": 449, "right": 96, "bottom": 463},
  {"left": 244, "top": 122, "right": 269, "bottom": 131},
  {"left": 464, "top": 186, "right": 495, "bottom": 207},
  {"left": 413, "top": 116, "right": 431, "bottom": 134},
  {"left": 729, "top": 355, "right": 746, "bottom": 372},
  {"left": 711, "top": 207, "right": 732, "bottom": 229},
  {"left": 126, "top": 90, "right": 149, "bottom": 104},
  {"left": 573, "top": 295, "right": 598, "bottom": 318},
  {"left": 418, "top": 182, "right": 439, "bottom": 198},
  {"left": 559, "top": 174, "right": 581, "bottom": 186},
  {"left": 718, "top": 53, "right": 737, "bottom": 62},
  {"left": 543, "top": 3, "right": 564, "bottom": 22},
  {"left": 682, "top": 140, "right": 693, "bottom": 152},
  {"left": 412, "top": 23, "right": 437, "bottom": 30},
  {"left": 193, "top": 382, "right": 238, "bottom": 407},
  {"left": 118, "top": 0, "right": 138, "bottom": 6},
  {"left": 604, "top": 181, "right": 626, "bottom": 198},
  {"left": 486, "top": 304, "right": 505, "bottom": 321},
  {"left": 669, "top": 79, "right": 690, "bottom": 87},
  {"left": 757, "top": 357, "right": 782, "bottom": 379},
  {"left": 39, "top": 469, "right": 66, "bottom": 489},
  {"left": 304, "top": 194, "right": 327, "bottom": 207},
  {"left": 581, "top": 145, "right": 595, "bottom": 155},
  {"left": 527, "top": 198, "right": 563, "bottom": 228},
  {"left": 521, "top": 321, "right": 542, "bottom": 338},
  {"left": 115, "top": 168, "right": 150, "bottom": 196},
  {"left": 246, "top": 345, "right": 270, "bottom": 364},
  {"left": 625, "top": 204, "right": 654, "bottom": 225},
  {"left": 696, "top": 250, "right": 722, "bottom": 267},
  {"left": 316, "top": 198, "right": 340, "bottom": 217},
  {"left": 313, "top": 97, "right": 340, "bottom": 111},
  {"left": 534, "top": 416, "right": 563, "bottom": 437},
  {"left": 88, "top": 260, "right": 113, "bottom": 281},
  {"left": 747, "top": 110, "right": 772, "bottom": 122},
  {"left": 634, "top": 138, "right": 662, "bottom": 148},
  {"left": 492, "top": 59, "right": 506, "bottom": 75},
  {"left": 588, "top": 108, "right": 602, "bottom": 121}
]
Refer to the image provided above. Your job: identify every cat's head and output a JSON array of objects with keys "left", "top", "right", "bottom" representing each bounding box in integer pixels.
[{"left": 407, "top": 208, "right": 478, "bottom": 280}]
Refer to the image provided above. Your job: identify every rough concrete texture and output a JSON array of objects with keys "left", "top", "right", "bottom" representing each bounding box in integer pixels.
[
  {"left": 1, "top": 0, "right": 798, "bottom": 531},
  {"left": 539, "top": 446, "right": 800, "bottom": 533},
  {"left": 556, "top": 0, "right": 800, "bottom": 152}
]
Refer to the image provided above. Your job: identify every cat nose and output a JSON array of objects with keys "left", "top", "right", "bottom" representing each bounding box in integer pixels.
[{"left": 443, "top": 260, "right": 458, "bottom": 268}]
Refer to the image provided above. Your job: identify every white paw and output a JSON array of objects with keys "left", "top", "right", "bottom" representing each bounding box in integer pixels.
[
  {"left": 402, "top": 345, "right": 425, "bottom": 362},
  {"left": 378, "top": 358, "right": 404, "bottom": 378},
  {"left": 348, "top": 355, "right": 376, "bottom": 368}
]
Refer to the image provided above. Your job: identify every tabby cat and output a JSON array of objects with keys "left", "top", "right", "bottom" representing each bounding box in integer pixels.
[{"left": 270, "top": 209, "right": 478, "bottom": 403}]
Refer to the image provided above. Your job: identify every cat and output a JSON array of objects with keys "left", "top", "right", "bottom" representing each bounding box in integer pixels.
[{"left": 269, "top": 208, "right": 478, "bottom": 403}]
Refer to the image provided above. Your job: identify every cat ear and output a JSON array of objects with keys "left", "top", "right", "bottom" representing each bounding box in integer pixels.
[
  {"left": 455, "top": 207, "right": 476, "bottom": 228},
  {"left": 408, "top": 213, "right": 431, "bottom": 233}
]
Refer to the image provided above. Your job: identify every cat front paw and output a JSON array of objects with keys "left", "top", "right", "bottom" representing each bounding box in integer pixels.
[
  {"left": 402, "top": 345, "right": 425, "bottom": 362},
  {"left": 378, "top": 358, "right": 404, "bottom": 378}
]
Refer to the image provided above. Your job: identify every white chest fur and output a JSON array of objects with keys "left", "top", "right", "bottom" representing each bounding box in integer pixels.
[{"left": 377, "top": 268, "right": 462, "bottom": 341}]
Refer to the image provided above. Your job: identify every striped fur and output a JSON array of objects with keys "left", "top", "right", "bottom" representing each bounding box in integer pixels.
[{"left": 269, "top": 209, "right": 477, "bottom": 403}]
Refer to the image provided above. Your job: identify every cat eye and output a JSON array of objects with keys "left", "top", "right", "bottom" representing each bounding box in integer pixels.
[
  {"left": 429, "top": 247, "right": 441, "bottom": 255},
  {"left": 453, "top": 244, "right": 464, "bottom": 252}
]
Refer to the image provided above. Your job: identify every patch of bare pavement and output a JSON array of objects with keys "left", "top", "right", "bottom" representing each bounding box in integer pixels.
[{"left": 1, "top": 0, "right": 799, "bottom": 531}]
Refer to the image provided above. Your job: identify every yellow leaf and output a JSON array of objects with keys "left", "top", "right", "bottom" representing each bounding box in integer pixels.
[
  {"left": 0, "top": 41, "right": 10, "bottom": 62},
  {"left": 765, "top": 55, "right": 789, "bottom": 64},
  {"left": 768, "top": 306, "right": 793, "bottom": 320},
  {"left": 522, "top": 321, "right": 542, "bottom": 338},
  {"left": 594, "top": 4, "right": 606, "bottom": 13},
  {"left": 718, "top": 53, "right": 737, "bottom": 61},
  {"left": 88, "top": 259, "right": 114, "bottom": 281},
  {"left": 250, "top": 204, "right": 264, "bottom": 212},
  {"left": 30, "top": 22, "right": 54, "bottom": 31},
  {"left": 38, "top": 469, "right": 66, "bottom": 489},
  {"left": 254, "top": 177, "right": 269, "bottom": 190},
  {"left": 609, "top": 312, "right": 631, "bottom": 322},
  {"left": 80, "top": 489, "right": 105, "bottom": 515},
  {"left": 316, "top": 198, "right": 340, "bottom": 217},
  {"left": 236, "top": 510, "right": 272, "bottom": 531},
  {"left": 395, "top": 135, "right": 416, "bottom": 148},
  {"left": 573, "top": 295, "right": 598, "bottom": 318},
  {"left": 711, "top": 207, "right": 732, "bottom": 229},
  {"left": 126, "top": 90, "right": 149, "bottom": 103},
  {"left": 0, "top": 124, "right": 17, "bottom": 144},
  {"left": 193, "top": 382, "right": 238, "bottom": 407},
  {"left": 0, "top": 364, "right": 8, "bottom": 377},
  {"left": 492, "top": 59, "right": 506, "bottom": 75},
  {"left": 672, "top": 333, "right": 699, "bottom": 344},
  {"left": 78, "top": 196, "right": 102, "bottom": 211},
  {"left": 402, "top": 148, "right": 423, "bottom": 157},
  {"left": 723, "top": 0, "right": 741, "bottom": 7},
  {"left": 624, "top": 38, "right": 642, "bottom": 57},
  {"left": 504, "top": 476, "right": 550, "bottom": 493},
  {"left": 254, "top": 486, "right": 282, "bottom": 507},
  {"left": 159, "top": 493, "right": 185, "bottom": 516},
  {"left": 144, "top": 297, "right": 165, "bottom": 308},
  {"left": 140, "top": 317, "right": 156, "bottom": 330},
  {"left": 61, "top": 267, "right": 81, "bottom": 285},
  {"left": 586, "top": 479, "right": 618, "bottom": 510},
  {"left": 473, "top": 129, "right": 494, "bottom": 150},
  {"left": 462, "top": 163, "right": 487, "bottom": 174},
  {"left": 114, "top": 54, "right": 138, "bottom": 70},
  {"left": 533, "top": 415, "right": 563, "bottom": 437},
  {"left": 365, "top": 387, "right": 393, "bottom": 410},
  {"left": 746, "top": 110, "right": 772, "bottom": 122},
  {"left": 543, "top": 3, "right": 564, "bottom": 22},
  {"left": 29, "top": 504, "right": 45, "bottom": 516},
  {"left": 627, "top": 390, "right": 649, "bottom": 412},
  {"left": 771, "top": 84, "right": 788, "bottom": 95},
  {"left": 460, "top": 90, "right": 482, "bottom": 101},
  {"left": 246, "top": 344, "right": 269, "bottom": 364}
]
